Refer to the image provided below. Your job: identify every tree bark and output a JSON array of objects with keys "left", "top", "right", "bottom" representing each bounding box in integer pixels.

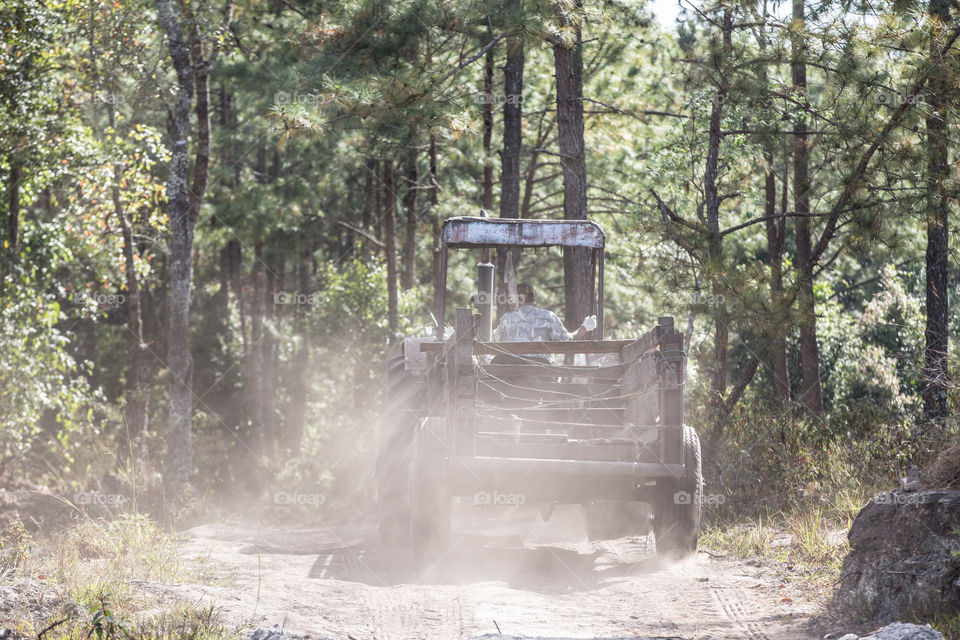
[
  {"left": 552, "top": 2, "right": 592, "bottom": 329},
  {"left": 755, "top": 9, "right": 790, "bottom": 409},
  {"left": 706, "top": 9, "right": 732, "bottom": 414},
  {"left": 383, "top": 160, "right": 399, "bottom": 336},
  {"left": 285, "top": 248, "right": 310, "bottom": 456},
  {"left": 374, "top": 159, "right": 383, "bottom": 241},
  {"left": 157, "top": 0, "right": 197, "bottom": 491},
  {"left": 791, "top": 0, "right": 823, "bottom": 415},
  {"left": 765, "top": 158, "right": 790, "bottom": 408},
  {"left": 7, "top": 162, "right": 20, "bottom": 258},
  {"left": 248, "top": 241, "right": 267, "bottom": 457},
  {"left": 703, "top": 9, "right": 732, "bottom": 416},
  {"left": 482, "top": 44, "right": 495, "bottom": 211},
  {"left": 497, "top": 19, "right": 525, "bottom": 316},
  {"left": 401, "top": 145, "right": 418, "bottom": 289},
  {"left": 429, "top": 135, "right": 443, "bottom": 319},
  {"left": 158, "top": 0, "right": 230, "bottom": 490},
  {"left": 922, "top": 0, "right": 951, "bottom": 425},
  {"left": 260, "top": 248, "right": 281, "bottom": 457},
  {"left": 362, "top": 158, "right": 376, "bottom": 256},
  {"left": 500, "top": 31, "right": 524, "bottom": 220},
  {"left": 111, "top": 102, "right": 151, "bottom": 452}
]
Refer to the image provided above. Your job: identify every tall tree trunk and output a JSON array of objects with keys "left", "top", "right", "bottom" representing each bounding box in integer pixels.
[
  {"left": 520, "top": 118, "right": 553, "bottom": 219},
  {"left": 552, "top": 2, "right": 592, "bottom": 329},
  {"left": 157, "top": 0, "right": 197, "bottom": 490},
  {"left": 704, "top": 9, "right": 732, "bottom": 414},
  {"left": 791, "top": 0, "right": 823, "bottom": 415},
  {"left": 260, "top": 248, "right": 281, "bottom": 456},
  {"left": 7, "top": 161, "right": 20, "bottom": 259},
  {"left": 923, "top": 0, "right": 951, "bottom": 425},
  {"left": 482, "top": 44, "right": 495, "bottom": 211},
  {"left": 755, "top": 8, "right": 790, "bottom": 409},
  {"left": 218, "top": 243, "right": 231, "bottom": 318},
  {"left": 362, "top": 158, "right": 376, "bottom": 256},
  {"left": 401, "top": 145, "right": 418, "bottom": 289},
  {"left": 429, "top": 135, "right": 443, "bottom": 319},
  {"left": 285, "top": 248, "right": 310, "bottom": 455},
  {"left": 374, "top": 159, "right": 383, "bottom": 241},
  {"left": 497, "top": 18, "right": 525, "bottom": 316},
  {"left": 765, "top": 158, "right": 790, "bottom": 408},
  {"left": 110, "top": 103, "right": 151, "bottom": 453},
  {"left": 383, "top": 161, "right": 399, "bottom": 336},
  {"left": 500, "top": 32, "right": 524, "bottom": 220},
  {"left": 248, "top": 241, "right": 267, "bottom": 457},
  {"left": 158, "top": 0, "right": 228, "bottom": 489}
]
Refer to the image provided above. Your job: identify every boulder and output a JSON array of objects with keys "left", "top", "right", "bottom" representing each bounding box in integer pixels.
[
  {"left": 833, "top": 488, "right": 960, "bottom": 624},
  {"left": 836, "top": 622, "right": 944, "bottom": 639}
]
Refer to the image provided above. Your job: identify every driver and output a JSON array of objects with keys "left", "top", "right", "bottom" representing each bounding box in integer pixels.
[{"left": 491, "top": 283, "right": 597, "bottom": 364}]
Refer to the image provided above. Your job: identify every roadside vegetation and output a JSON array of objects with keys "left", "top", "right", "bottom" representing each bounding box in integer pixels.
[{"left": 0, "top": 514, "right": 231, "bottom": 640}]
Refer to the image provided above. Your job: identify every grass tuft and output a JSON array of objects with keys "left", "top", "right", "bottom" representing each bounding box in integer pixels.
[{"left": 0, "top": 515, "right": 234, "bottom": 640}]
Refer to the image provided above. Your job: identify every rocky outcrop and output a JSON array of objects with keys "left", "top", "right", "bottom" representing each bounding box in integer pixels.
[
  {"left": 838, "top": 622, "right": 944, "bottom": 640},
  {"left": 833, "top": 488, "right": 960, "bottom": 624}
]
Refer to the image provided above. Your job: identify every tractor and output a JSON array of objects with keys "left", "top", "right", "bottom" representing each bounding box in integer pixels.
[{"left": 376, "top": 216, "right": 703, "bottom": 557}]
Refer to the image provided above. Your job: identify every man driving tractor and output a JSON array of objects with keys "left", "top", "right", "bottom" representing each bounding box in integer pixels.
[{"left": 491, "top": 283, "right": 597, "bottom": 364}]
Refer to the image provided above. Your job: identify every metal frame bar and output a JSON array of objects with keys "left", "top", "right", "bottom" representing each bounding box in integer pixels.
[
  {"left": 436, "top": 218, "right": 607, "bottom": 338},
  {"left": 441, "top": 216, "right": 605, "bottom": 249},
  {"left": 455, "top": 456, "right": 685, "bottom": 479}
]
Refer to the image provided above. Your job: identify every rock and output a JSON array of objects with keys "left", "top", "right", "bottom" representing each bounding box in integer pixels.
[
  {"left": 246, "top": 626, "right": 310, "bottom": 640},
  {"left": 901, "top": 466, "right": 922, "bottom": 492},
  {"left": 860, "top": 622, "right": 944, "bottom": 639},
  {"left": 833, "top": 488, "right": 960, "bottom": 625},
  {"left": 832, "top": 622, "right": 945, "bottom": 640}
]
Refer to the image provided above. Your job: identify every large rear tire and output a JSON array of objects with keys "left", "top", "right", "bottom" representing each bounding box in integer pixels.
[
  {"left": 376, "top": 356, "right": 418, "bottom": 547},
  {"left": 653, "top": 425, "right": 702, "bottom": 557},
  {"left": 409, "top": 417, "right": 452, "bottom": 557}
]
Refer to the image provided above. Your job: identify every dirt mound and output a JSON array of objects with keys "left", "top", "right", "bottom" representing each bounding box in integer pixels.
[{"left": 832, "top": 488, "right": 960, "bottom": 626}]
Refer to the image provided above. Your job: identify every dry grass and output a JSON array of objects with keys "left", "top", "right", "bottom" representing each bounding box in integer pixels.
[
  {"left": 701, "top": 496, "right": 858, "bottom": 596},
  {"left": 0, "top": 514, "right": 234, "bottom": 640},
  {"left": 928, "top": 612, "right": 960, "bottom": 640},
  {"left": 927, "top": 443, "right": 960, "bottom": 489}
]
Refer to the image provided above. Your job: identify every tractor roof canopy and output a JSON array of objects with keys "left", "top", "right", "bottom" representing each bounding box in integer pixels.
[
  {"left": 441, "top": 217, "right": 605, "bottom": 249},
  {"left": 435, "top": 216, "right": 607, "bottom": 339}
]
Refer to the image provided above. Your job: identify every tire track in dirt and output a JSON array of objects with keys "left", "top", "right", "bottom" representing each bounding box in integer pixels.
[
  {"left": 163, "top": 508, "right": 819, "bottom": 640},
  {"left": 712, "top": 589, "right": 773, "bottom": 640},
  {"left": 359, "top": 587, "right": 468, "bottom": 640}
]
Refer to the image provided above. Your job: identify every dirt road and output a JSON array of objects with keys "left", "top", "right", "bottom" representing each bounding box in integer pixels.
[{"left": 156, "top": 505, "right": 819, "bottom": 640}]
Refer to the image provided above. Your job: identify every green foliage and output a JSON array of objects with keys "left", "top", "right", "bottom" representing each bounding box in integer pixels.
[
  {"left": 0, "top": 272, "right": 99, "bottom": 471},
  {"left": 702, "top": 398, "right": 926, "bottom": 520},
  {"left": 86, "top": 599, "right": 133, "bottom": 640},
  {"left": 816, "top": 266, "right": 927, "bottom": 414}
]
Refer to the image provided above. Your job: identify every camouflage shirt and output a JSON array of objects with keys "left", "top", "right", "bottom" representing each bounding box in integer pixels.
[{"left": 492, "top": 304, "right": 572, "bottom": 343}]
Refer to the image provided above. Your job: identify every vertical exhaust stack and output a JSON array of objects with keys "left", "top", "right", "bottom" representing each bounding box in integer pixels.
[{"left": 476, "top": 261, "right": 495, "bottom": 341}]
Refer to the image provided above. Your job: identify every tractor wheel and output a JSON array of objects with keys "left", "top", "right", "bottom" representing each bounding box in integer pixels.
[
  {"left": 409, "top": 417, "right": 451, "bottom": 557},
  {"left": 653, "top": 425, "right": 702, "bottom": 558},
  {"left": 376, "top": 356, "right": 418, "bottom": 547},
  {"left": 581, "top": 501, "right": 652, "bottom": 541}
]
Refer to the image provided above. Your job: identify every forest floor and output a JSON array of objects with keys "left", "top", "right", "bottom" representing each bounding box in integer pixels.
[{"left": 142, "top": 504, "right": 829, "bottom": 640}]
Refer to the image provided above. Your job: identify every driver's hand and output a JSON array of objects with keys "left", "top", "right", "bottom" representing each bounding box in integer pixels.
[{"left": 581, "top": 315, "right": 597, "bottom": 332}]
